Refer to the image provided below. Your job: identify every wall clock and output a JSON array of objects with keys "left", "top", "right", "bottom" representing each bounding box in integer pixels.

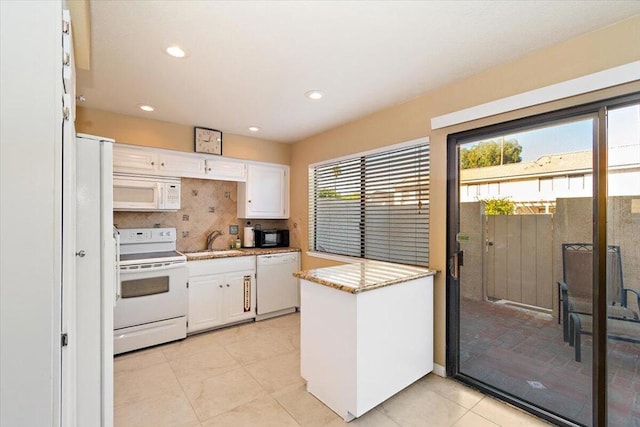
[{"left": 194, "top": 126, "right": 223, "bottom": 155}]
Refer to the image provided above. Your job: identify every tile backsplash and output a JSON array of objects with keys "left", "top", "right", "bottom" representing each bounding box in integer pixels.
[{"left": 113, "top": 178, "right": 288, "bottom": 252}]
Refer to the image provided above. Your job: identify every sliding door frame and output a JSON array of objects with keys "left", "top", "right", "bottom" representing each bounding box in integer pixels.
[{"left": 445, "top": 92, "right": 640, "bottom": 427}]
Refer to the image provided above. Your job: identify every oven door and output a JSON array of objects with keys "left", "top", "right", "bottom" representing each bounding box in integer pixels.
[{"left": 114, "top": 262, "right": 187, "bottom": 330}]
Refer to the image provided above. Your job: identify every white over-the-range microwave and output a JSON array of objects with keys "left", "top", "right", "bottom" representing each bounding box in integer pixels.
[{"left": 113, "top": 174, "right": 181, "bottom": 211}]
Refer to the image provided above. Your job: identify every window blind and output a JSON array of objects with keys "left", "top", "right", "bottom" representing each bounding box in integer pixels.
[{"left": 309, "top": 143, "right": 429, "bottom": 267}]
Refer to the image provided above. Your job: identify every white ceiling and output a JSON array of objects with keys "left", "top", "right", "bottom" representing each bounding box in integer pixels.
[{"left": 77, "top": 1, "right": 640, "bottom": 143}]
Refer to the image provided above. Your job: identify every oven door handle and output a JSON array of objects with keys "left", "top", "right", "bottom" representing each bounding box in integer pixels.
[{"left": 120, "top": 262, "right": 187, "bottom": 274}]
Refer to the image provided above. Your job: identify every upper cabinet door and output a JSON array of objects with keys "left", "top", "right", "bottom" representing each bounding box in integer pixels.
[
  {"left": 112, "top": 144, "right": 251, "bottom": 181},
  {"left": 205, "top": 158, "right": 247, "bottom": 181},
  {"left": 159, "top": 152, "right": 205, "bottom": 178},
  {"left": 113, "top": 146, "right": 158, "bottom": 174},
  {"left": 238, "top": 163, "right": 289, "bottom": 219}
]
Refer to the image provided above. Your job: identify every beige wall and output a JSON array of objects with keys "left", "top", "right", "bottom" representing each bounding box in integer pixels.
[
  {"left": 289, "top": 15, "right": 640, "bottom": 368},
  {"left": 76, "top": 107, "right": 292, "bottom": 165}
]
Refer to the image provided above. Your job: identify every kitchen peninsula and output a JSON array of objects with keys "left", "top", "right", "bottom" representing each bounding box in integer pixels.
[{"left": 294, "top": 261, "right": 436, "bottom": 421}]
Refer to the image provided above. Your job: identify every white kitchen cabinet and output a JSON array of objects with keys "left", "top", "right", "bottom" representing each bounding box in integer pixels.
[
  {"left": 113, "top": 143, "right": 251, "bottom": 182},
  {"left": 114, "top": 145, "right": 205, "bottom": 177},
  {"left": 113, "top": 145, "right": 158, "bottom": 174},
  {"left": 205, "top": 158, "right": 247, "bottom": 181},
  {"left": 300, "top": 265, "right": 434, "bottom": 421},
  {"left": 225, "top": 271, "right": 256, "bottom": 323},
  {"left": 159, "top": 152, "right": 205, "bottom": 178},
  {"left": 187, "top": 275, "right": 225, "bottom": 332},
  {"left": 237, "top": 163, "right": 289, "bottom": 219},
  {"left": 187, "top": 256, "right": 256, "bottom": 333}
]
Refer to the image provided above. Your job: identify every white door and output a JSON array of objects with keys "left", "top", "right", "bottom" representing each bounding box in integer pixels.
[
  {"left": 246, "top": 164, "right": 288, "bottom": 218},
  {"left": 205, "top": 158, "right": 247, "bottom": 181},
  {"left": 75, "top": 136, "right": 114, "bottom": 427},
  {"left": 113, "top": 145, "right": 158, "bottom": 174},
  {"left": 61, "top": 8, "right": 77, "bottom": 426},
  {"left": 188, "top": 275, "right": 225, "bottom": 332},
  {"left": 160, "top": 152, "right": 205, "bottom": 178},
  {"left": 225, "top": 271, "right": 256, "bottom": 323}
]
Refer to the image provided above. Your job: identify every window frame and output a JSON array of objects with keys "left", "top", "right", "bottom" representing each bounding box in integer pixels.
[{"left": 307, "top": 137, "right": 430, "bottom": 266}]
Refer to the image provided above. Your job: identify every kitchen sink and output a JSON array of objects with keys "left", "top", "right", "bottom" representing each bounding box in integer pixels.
[{"left": 186, "top": 250, "right": 244, "bottom": 256}]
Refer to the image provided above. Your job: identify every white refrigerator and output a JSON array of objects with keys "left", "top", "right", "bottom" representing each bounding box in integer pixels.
[{"left": 71, "top": 133, "right": 115, "bottom": 426}]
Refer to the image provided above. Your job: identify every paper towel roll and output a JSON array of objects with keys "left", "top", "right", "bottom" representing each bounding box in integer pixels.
[{"left": 243, "top": 227, "right": 255, "bottom": 247}]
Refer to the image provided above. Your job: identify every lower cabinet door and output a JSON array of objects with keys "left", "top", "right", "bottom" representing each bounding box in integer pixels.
[
  {"left": 187, "top": 274, "right": 225, "bottom": 333},
  {"left": 225, "top": 270, "right": 256, "bottom": 324}
]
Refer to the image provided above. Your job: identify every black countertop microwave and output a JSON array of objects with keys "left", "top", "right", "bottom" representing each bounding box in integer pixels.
[{"left": 254, "top": 229, "right": 289, "bottom": 248}]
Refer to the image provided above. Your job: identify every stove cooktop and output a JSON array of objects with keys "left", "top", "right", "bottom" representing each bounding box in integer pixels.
[{"left": 119, "top": 250, "right": 186, "bottom": 266}]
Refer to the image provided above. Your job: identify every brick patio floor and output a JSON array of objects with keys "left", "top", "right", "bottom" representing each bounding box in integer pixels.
[{"left": 459, "top": 298, "right": 640, "bottom": 426}]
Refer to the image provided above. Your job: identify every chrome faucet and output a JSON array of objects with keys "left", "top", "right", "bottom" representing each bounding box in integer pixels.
[{"left": 206, "top": 229, "right": 224, "bottom": 250}]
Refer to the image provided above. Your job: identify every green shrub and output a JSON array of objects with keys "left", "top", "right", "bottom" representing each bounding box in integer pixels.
[{"left": 483, "top": 198, "right": 515, "bottom": 215}]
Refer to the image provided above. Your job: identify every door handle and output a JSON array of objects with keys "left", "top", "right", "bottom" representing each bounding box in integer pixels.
[
  {"left": 452, "top": 253, "right": 459, "bottom": 280},
  {"left": 450, "top": 250, "right": 463, "bottom": 280}
]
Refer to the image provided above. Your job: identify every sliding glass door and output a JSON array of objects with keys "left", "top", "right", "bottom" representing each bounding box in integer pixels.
[
  {"left": 447, "top": 94, "right": 640, "bottom": 426},
  {"left": 606, "top": 103, "right": 640, "bottom": 427}
]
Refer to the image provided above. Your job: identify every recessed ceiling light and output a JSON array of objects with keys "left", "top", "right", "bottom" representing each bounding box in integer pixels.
[
  {"left": 248, "top": 126, "right": 261, "bottom": 132},
  {"left": 139, "top": 104, "right": 155, "bottom": 112},
  {"left": 305, "top": 90, "right": 324, "bottom": 100},
  {"left": 165, "top": 45, "right": 188, "bottom": 58}
]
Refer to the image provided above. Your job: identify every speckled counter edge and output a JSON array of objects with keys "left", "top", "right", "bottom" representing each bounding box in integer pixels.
[
  {"left": 185, "top": 247, "right": 301, "bottom": 261},
  {"left": 294, "top": 264, "right": 437, "bottom": 294}
]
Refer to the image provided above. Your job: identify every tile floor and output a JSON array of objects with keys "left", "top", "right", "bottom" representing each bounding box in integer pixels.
[{"left": 114, "top": 313, "right": 551, "bottom": 426}]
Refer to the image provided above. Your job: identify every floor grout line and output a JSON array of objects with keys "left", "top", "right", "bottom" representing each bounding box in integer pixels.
[
  {"left": 271, "top": 395, "right": 304, "bottom": 427},
  {"left": 166, "top": 352, "right": 203, "bottom": 424}
]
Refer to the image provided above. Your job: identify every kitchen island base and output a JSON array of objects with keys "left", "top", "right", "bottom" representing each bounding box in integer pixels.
[{"left": 300, "top": 274, "right": 433, "bottom": 421}]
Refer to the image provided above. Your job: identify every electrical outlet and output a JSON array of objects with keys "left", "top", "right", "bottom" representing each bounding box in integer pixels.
[
  {"left": 229, "top": 225, "right": 239, "bottom": 235},
  {"left": 224, "top": 191, "right": 231, "bottom": 198}
]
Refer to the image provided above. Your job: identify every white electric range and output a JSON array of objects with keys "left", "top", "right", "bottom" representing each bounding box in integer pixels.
[{"left": 114, "top": 227, "right": 187, "bottom": 354}]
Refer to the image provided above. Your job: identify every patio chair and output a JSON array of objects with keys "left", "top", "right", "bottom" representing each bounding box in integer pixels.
[
  {"left": 569, "top": 312, "right": 640, "bottom": 362},
  {"left": 558, "top": 243, "right": 639, "bottom": 342}
]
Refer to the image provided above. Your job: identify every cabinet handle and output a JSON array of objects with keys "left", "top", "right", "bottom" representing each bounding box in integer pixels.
[
  {"left": 248, "top": 200, "right": 251, "bottom": 203},
  {"left": 161, "top": 162, "right": 165, "bottom": 167},
  {"left": 226, "top": 284, "right": 230, "bottom": 287},
  {"left": 219, "top": 284, "right": 223, "bottom": 288},
  {"left": 151, "top": 161, "right": 155, "bottom": 166}
]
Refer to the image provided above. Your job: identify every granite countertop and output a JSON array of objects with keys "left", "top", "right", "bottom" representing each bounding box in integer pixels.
[
  {"left": 293, "top": 260, "right": 436, "bottom": 294},
  {"left": 184, "top": 247, "right": 301, "bottom": 261}
]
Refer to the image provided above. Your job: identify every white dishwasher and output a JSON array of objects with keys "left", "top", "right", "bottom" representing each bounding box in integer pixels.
[{"left": 256, "top": 252, "right": 300, "bottom": 320}]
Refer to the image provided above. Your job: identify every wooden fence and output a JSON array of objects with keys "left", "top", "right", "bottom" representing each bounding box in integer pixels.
[{"left": 484, "top": 214, "right": 553, "bottom": 309}]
